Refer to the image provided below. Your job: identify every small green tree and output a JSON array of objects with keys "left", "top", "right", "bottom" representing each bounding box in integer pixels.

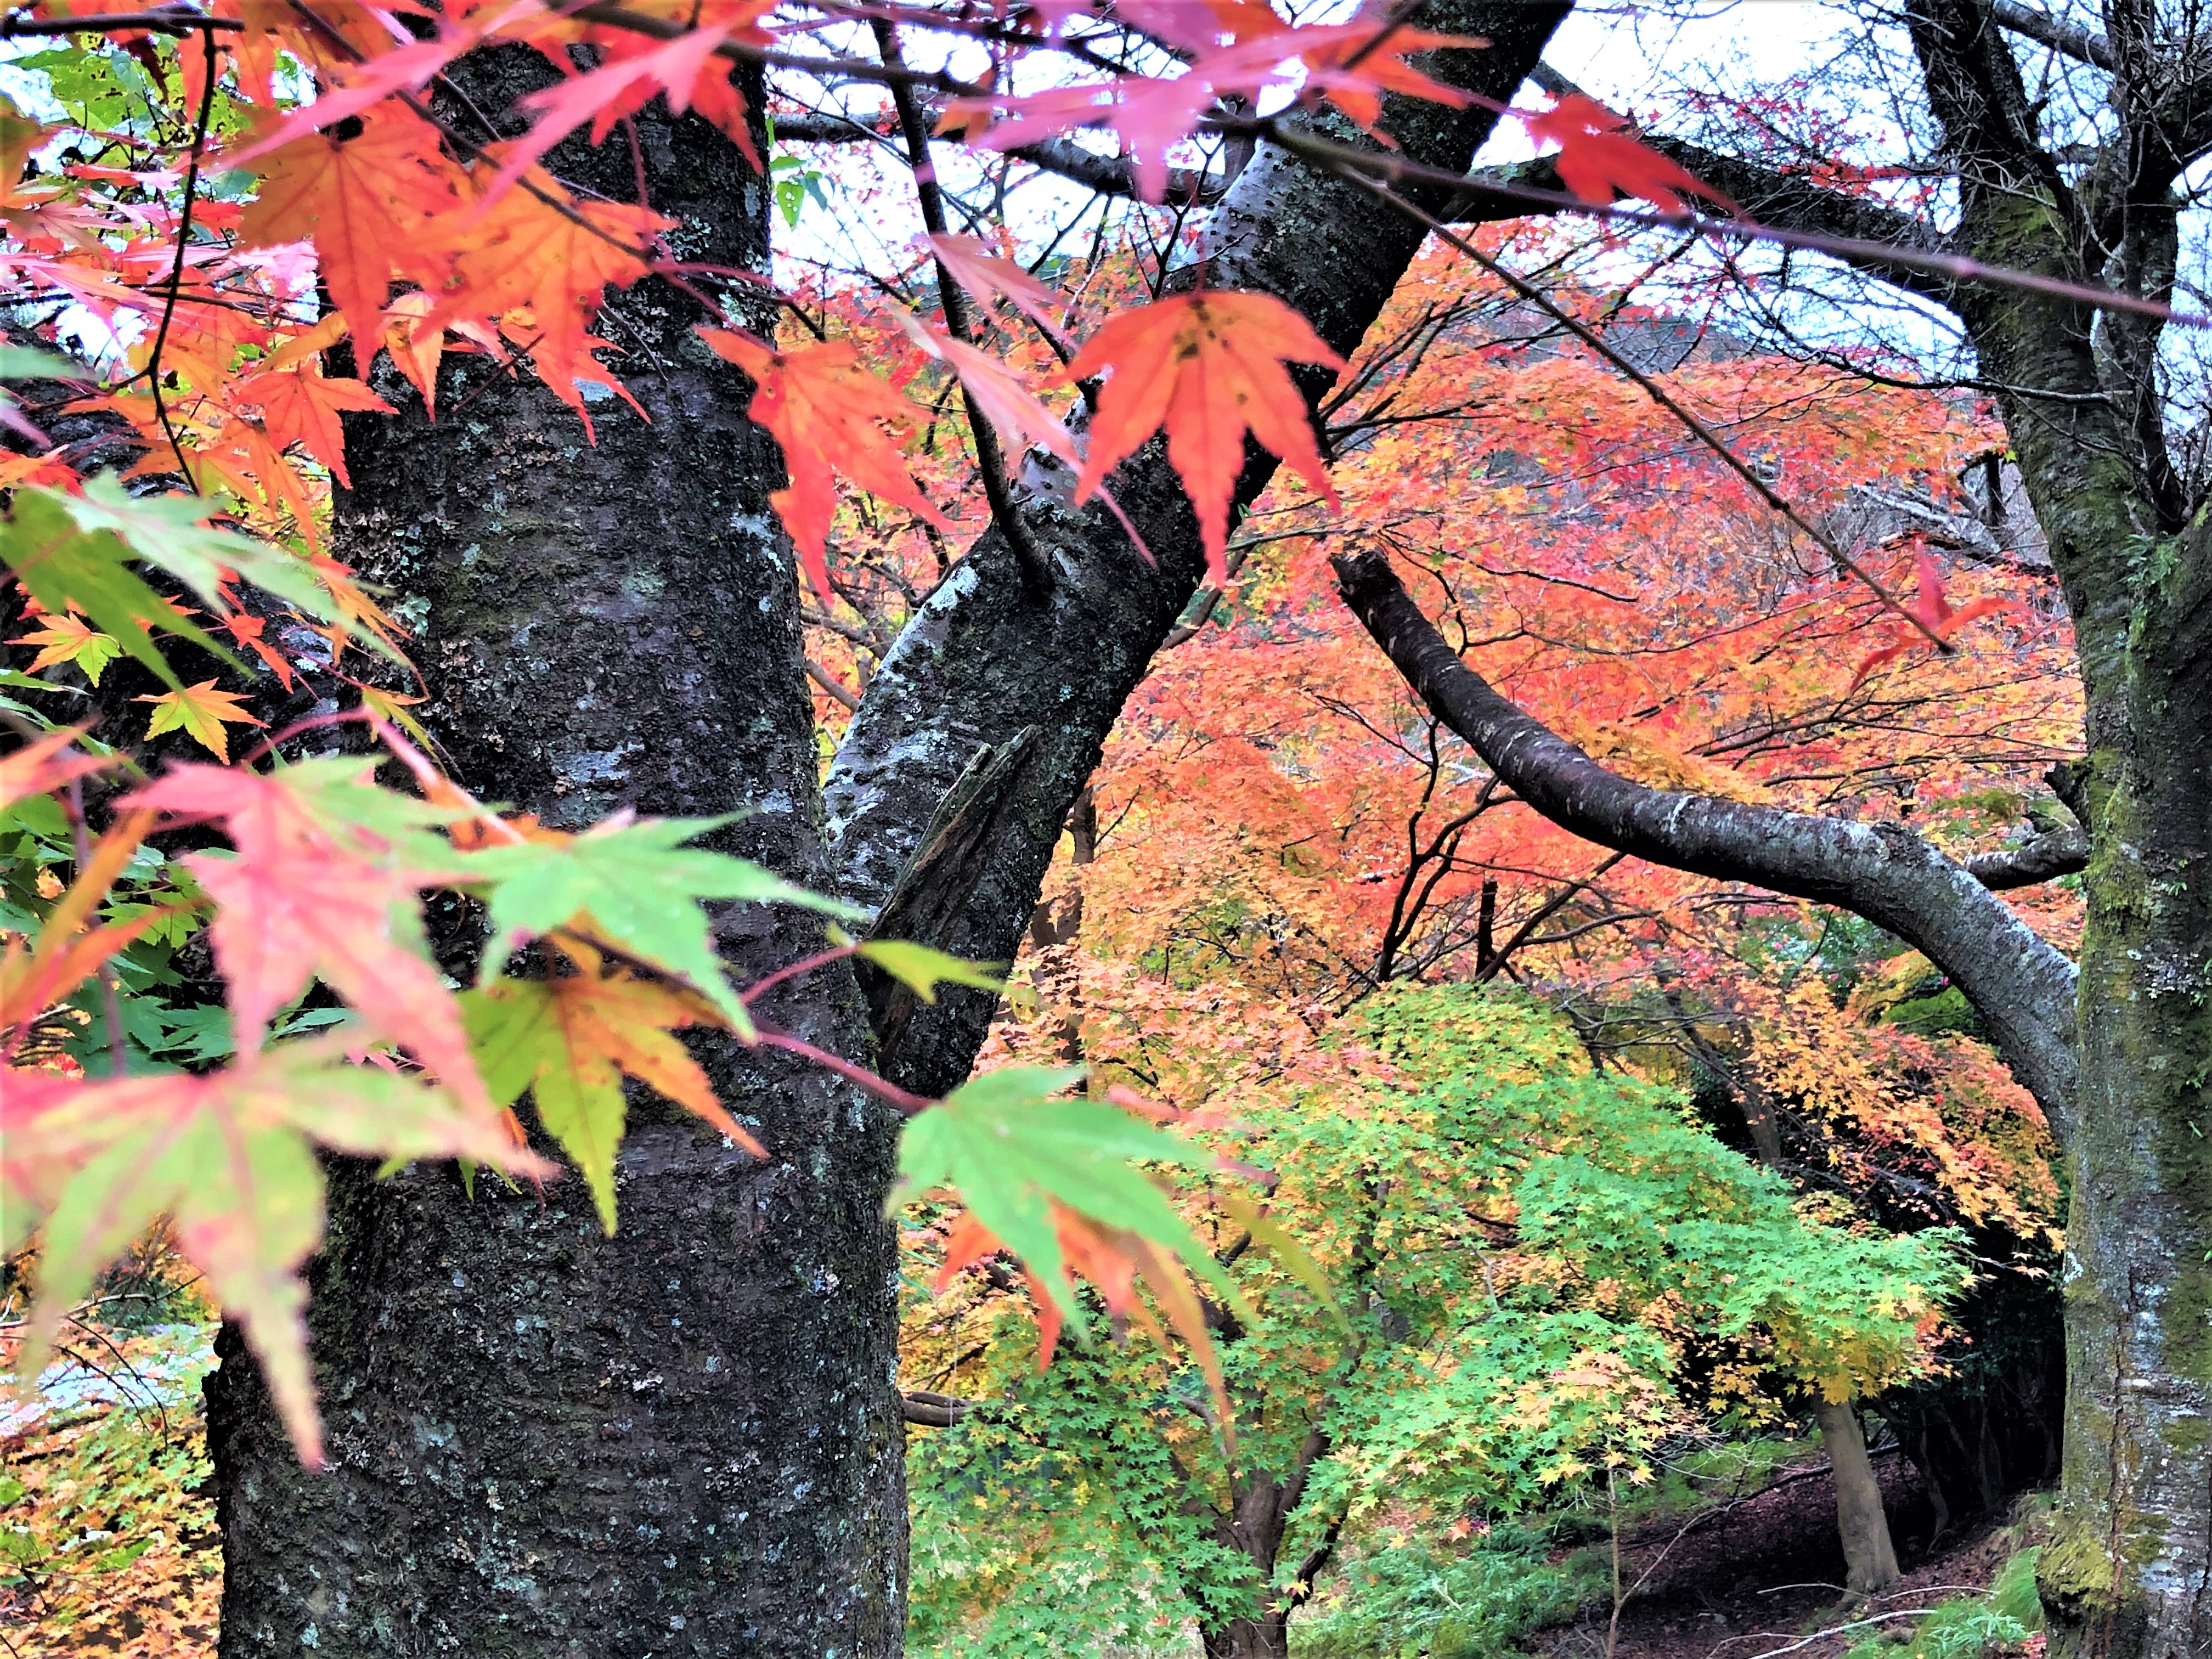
[{"left": 904, "top": 989, "right": 1967, "bottom": 1659}]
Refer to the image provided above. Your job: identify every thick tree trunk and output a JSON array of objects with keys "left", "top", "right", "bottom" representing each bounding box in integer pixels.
[
  {"left": 2033, "top": 505, "right": 2212, "bottom": 1656},
  {"left": 1814, "top": 1400, "right": 1903, "bottom": 1598},
  {"left": 1201, "top": 1613, "right": 1291, "bottom": 1659},
  {"left": 205, "top": 67, "right": 905, "bottom": 1659}
]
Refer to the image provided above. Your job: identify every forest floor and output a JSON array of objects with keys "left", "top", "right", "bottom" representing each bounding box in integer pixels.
[
  {"left": 1531, "top": 1456, "right": 2044, "bottom": 1659},
  {"left": 0, "top": 1260, "right": 221, "bottom": 1659},
  {"left": 2, "top": 1286, "right": 2044, "bottom": 1659}
]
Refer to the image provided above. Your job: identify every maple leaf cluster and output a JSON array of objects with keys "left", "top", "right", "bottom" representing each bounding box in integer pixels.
[{"left": 0, "top": 0, "right": 1734, "bottom": 612}]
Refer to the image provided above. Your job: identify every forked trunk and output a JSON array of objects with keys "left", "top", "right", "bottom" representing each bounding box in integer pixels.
[{"left": 1814, "top": 1399, "right": 1902, "bottom": 1597}]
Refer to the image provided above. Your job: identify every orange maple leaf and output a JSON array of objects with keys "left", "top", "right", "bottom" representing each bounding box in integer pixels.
[
  {"left": 10, "top": 608, "right": 119, "bottom": 683},
  {"left": 1063, "top": 290, "right": 1345, "bottom": 583},
  {"left": 698, "top": 330, "right": 951, "bottom": 605},
  {"left": 435, "top": 173, "right": 668, "bottom": 432},
  {"left": 233, "top": 366, "right": 393, "bottom": 488},
  {"left": 235, "top": 106, "right": 460, "bottom": 353},
  {"left": 379, "top": 290, "right": 448, "bottom": 416},
  {"left": 1523, "top": 94, "right": 1736, "bottom": 216},
  {"left": 217, "top": 608, "right": 296, "bottom": 690}
]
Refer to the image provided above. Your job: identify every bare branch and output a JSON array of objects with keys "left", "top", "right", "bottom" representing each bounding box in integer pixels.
[{"left": 1991, "top": 0, "right": 2114, "bottom": 71}]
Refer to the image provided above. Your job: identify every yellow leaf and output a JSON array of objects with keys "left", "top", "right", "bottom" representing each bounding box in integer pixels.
[{"left": 134, "top": 679, "right": 266, "bottom": 761}]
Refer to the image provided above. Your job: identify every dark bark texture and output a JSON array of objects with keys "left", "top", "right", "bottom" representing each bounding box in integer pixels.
[{"left": 207, "top": 59, "right": 906, "bottom": 1659}]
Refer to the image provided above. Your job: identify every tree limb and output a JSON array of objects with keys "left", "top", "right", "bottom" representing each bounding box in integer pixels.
[
  {"left": 901, "top": 1389, "right": 975, "bottom": 1428},
  {"left": 1965, "top": 826, "right": 2090, "bottom": 889},
  {"left": 1451, "top": 146, "right": 1961, "bottom": 308},
  {"left": 1991, "top": 0, "right": 2114, "bottom": 71},
  {"left": 1332, "top": 548, "right": 2080, "bottom": 1138}
]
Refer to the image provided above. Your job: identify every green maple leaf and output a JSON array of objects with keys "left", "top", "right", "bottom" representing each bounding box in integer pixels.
[
  {"left": 460, "top": 816, "right": 864, "bottom": 1033},
  {"left": 2, "top": 489, "right": 228, "bottom": 687},
  {"left": 136, "top": 679, "right": 266, "bottom": 761},
  {"left": 466, "top": 978, "right": 630, "bottom": 1232},
  {"left": 1, "top": 481, "right": 399, "bottom": 690},
  {"left": 856, "top": 939, "right": 1005, "bottom": 1001},
  {"left": 5, "top": 1036, "right": 551, "bottom": 1466},
  {"left": 898, "top": 1065, "right": 1240, "bottom": 1336},
  {"left": 462, "top": 968, "right": 756, "bottom": 1233},
  {"left": 46, "top": 477, "right": 395, "bottom": 658}
]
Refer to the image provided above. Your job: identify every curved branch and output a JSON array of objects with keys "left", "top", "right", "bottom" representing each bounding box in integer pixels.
[
  {"left": 1333, "top": 549, "right": 2080, "bottom": 1138},
  {"left": 901, "top": 1390, "right": 975, "bottom": 1428},
  {"left": 1966, "top": 826, "right": 2090, "bottom": 889},
  {"left": 1991, "top": 1, "right": 2114, "bottom": 70}
]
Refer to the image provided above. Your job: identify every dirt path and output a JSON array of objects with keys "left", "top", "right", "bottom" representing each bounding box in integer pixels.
[{"left": 1532, "top": 1458, "right": 2030, "bottom": 1659}]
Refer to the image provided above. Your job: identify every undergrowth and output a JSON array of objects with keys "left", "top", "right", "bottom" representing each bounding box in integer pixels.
[
  {"left": 1, "top": 1228, "right": 222, "bottom": 1658},
  {"left": 1838, "top": 1548, "right": 2043, "bottom": 1659}
]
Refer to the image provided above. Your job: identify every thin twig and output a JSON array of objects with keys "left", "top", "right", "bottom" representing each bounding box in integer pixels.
[
  {"left": 751, "top": 1019, "right": 934, "bottom": 1115},
  {"left": 143, "top": 22, "right": 220, "bottom": 493},
  {"left": 1335, "top": 171, "right": 1944, "bottom": 646},
  {"left": 0, "top": 8, "right": 245, "bottom": 35}
]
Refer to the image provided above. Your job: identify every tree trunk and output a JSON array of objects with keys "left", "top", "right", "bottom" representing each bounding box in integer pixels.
[
  {"left": 2032, "top": 503, "right": 2212, "bottom": 1657},
  {"left": 1814, "top": 1400, "right": 1903, "bottom": 1598},
  {"left": 204, "top": 66, "right": 906, "bottom": 1659},
  {"left": 1201, "top": 1612, "right": 1291, "bottom": 1659}
]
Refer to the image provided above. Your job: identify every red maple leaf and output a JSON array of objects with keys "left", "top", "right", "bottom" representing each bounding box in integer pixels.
[
  {"left": 698, "top": 330, "right": 951, "bottom": 605},
  {"left": 1523, "top": 94, "right": 1737, "bottom": 215},
  {"left": 1062, "top": 290, "right": 1345, "bottom": 583},
  {"left": 1851, "top": 550, "right": 2014, "bottom": 685}
]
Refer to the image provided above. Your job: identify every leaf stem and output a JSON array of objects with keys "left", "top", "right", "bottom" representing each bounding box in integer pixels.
[
  {"left": 741, "top": 942, "right": 859, "bottom": 1008},
  {"left": 749, "top": 1019, "right": 934, "bottom": 1115}
]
